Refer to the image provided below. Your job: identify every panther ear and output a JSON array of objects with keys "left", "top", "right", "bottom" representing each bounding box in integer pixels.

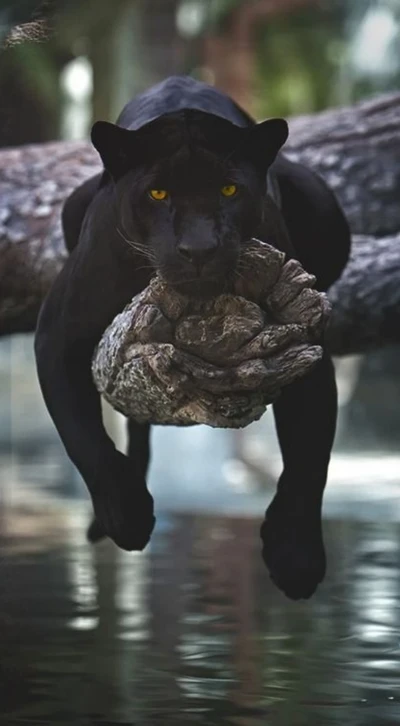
[
  {"left": 91, "top": 121, "right": 136, "bottom": 179},
  {"left": 244, "top": 118, "right": 289, "bottom": 168}
]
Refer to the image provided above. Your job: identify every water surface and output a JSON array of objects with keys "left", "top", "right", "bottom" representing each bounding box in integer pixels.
[
  {"left": 1, "top": 488, "right": 400, "bottom": 725},
  {"left": 1, "top": 335, "right": 400, "bottom": 724}
]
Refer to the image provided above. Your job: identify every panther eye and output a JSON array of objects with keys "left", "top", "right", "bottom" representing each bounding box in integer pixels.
[
  {"left": 149, "top": 189, "right": 168, "bottom": 201},
  {"left": 221, "top": 184, "right": 237, "bottom": 197}
]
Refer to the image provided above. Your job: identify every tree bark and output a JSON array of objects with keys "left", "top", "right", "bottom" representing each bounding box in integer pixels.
[
  {"left": 91, "top": 243, "right": 327, "bottom": 428},
  {"left": 0, "top": 140, "right": 98, "bottom": 334},
  {"left": 1, "top": 91, "right": 400, "bottom": 353},
  {"left": 285, "top": 92, "right": 400, "bottom": 237},
  {"left": 327, "top": 234, "right": 400, "bottom": 355}
]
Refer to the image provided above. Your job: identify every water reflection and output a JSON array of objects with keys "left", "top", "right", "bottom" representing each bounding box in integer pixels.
[
  {"left": 1, "top": 487, "right": 400, "bottom": 725},
  {"left": 2, "top": 338, "right": 400, "bottom": 723}
]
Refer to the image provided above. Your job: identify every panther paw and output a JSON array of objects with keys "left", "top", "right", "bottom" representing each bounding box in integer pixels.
[{"left": 260, "top": 498, "right": 326, "bottom": 600}]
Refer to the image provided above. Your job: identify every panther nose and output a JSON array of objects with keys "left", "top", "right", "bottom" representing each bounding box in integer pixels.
[{"left": 177, "top": 241, "right": 217, "bottom": 268}]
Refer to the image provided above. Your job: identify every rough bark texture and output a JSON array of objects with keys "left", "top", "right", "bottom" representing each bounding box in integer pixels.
[
  {"left": 285, "top": 93, "right": 400, "bottom": 354},
  {"left": 285, "top": 93, "right": 400, "bottom": 238},
  {"left": 1, "top": 92, "right": 400, "bottom": 352},
  {"left": 0, "top": 141, "right": 98, "bottom": 334},
  {"left": 92, "top": 240, "right": 328, "bottom": 427},
  {"left": 327, "top": 234, "right": 400, "bottom": 355}
]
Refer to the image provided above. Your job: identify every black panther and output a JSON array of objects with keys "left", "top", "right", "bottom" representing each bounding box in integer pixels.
[{"left": 35, "top": 76, "right": 350, "bottom": 599}]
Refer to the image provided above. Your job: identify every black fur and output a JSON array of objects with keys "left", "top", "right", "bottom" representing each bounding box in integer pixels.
[{"left": 35, "top": 76, "right": 350, "bottom": 598}]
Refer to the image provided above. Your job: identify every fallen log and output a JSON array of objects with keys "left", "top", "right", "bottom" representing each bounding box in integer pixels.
[{"left": 1, "top": 91, "right": 400, "bottom": 354}]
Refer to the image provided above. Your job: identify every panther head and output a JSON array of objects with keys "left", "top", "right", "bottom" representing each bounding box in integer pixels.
[{"left": 91, "top": 110, "right": 288, "bottom": 297}]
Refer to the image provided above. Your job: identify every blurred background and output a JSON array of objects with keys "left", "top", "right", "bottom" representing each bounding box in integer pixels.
[{"left": 1, "top": 1, "right": 400, "bottom": 724}]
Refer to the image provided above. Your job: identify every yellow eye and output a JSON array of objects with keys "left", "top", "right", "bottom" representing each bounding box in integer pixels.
[
  {"left": 149, "top": 189, "right": 168, "bottom": 201},
  {"left": 221, "top": 184, "right": 237, "bottom": 197}
]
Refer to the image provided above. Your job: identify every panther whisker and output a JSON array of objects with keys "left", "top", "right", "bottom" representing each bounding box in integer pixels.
[
  {"left": 234, "top": 268, "right": 248, "bottom": 283},
  {"left": 134, "top": 264, "right": 157, "bottom": 274},
  {"left": 116, "top": 226, "right": 156, "bottom": 262}
]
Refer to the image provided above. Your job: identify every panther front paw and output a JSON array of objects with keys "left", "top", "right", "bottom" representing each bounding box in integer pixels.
[
  {"left": 89, "top": 452, "right": 155, "bottom": 551},
  {"left": 260, "top": 497, "right": 326, "bottom": 600}
]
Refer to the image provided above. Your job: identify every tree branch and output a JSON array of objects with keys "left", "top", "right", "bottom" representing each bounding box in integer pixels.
[{"left": 1, "top": 91, "right": 400, "bottom": 353}]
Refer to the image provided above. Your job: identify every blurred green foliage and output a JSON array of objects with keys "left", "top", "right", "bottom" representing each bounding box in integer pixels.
[
  {"left": 254, "top": 0, "right": 400, "bottom": 117},
  {"left": 255, "top": 3, "right": 348, "bottom": 117},
  {"left": 1, "top": 0, "right": 400, "bottom": 145}
]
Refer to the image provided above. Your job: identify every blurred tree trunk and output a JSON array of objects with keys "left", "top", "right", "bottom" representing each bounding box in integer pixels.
[
  {"left": 86, "top": 0, "right": 187, "bottom": 123},
  {"left": 0, "top": 0, "right": 190, "bottom": 145},
  {"left": 1, "top": 91, "right": 400, "bottom": 355},
  {"left": 0, "top": 40, "right": 64, "bottom": 147},
  {"left": 56, "top": 0, "right": 138, "bottom": 124},
  {"left": 203, "top": 0, "right": 315, "bottom": 115},
  {"left": 139, "top": 0, "right": 187, "bottom": 85}
]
